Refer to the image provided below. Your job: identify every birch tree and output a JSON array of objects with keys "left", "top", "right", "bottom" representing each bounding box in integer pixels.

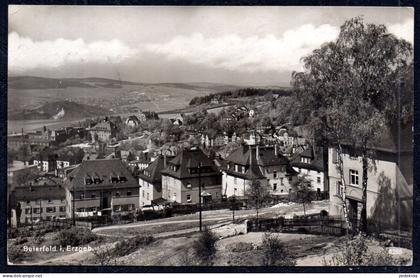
[{"left": 291, "top": 16, "right": 413, "bottom": 233}]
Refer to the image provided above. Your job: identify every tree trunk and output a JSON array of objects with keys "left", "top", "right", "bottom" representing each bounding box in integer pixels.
[
  {"left": 360, "top": 152, "right": 368, "bottom": 233},
  {"left": 337, "top": 145, "right": 352, "bottom": 233}
]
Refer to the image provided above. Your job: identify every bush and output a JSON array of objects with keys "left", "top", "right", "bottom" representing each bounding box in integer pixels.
[
  {"left": 261, "top": 233, "right": 296, "bottom": 266},
  {"left": 8, "top": 244, "right": 26, "bottom": 262},
  {"left": 112, "top": 235, "right": 155, "bottom": 257},
  {"left": 324, "top": 235, "right": 407, "bottom": 266},
  {"left": 193, "top": 227, "right": 218, "bottom": 266},
  {"left": 226, "top": 242, "right": 254, "bottom": 253},
  {"left": 56, "top": 227, "right": 97, "bottom": 247}
]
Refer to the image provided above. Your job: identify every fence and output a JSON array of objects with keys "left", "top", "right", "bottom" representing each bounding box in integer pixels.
[{"left": 246, "top": 213, "right": 347, "bottom": 236}]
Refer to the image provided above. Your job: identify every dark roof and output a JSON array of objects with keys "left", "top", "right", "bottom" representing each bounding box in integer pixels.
[
  {"left": 65, "top": 159, "right": 138, "bottom": 191},
  {"left": 13, "top": 185, "right": 65, "bottom": 201},
  {"left": 291, "top": 146, "right": 326, "bottom": 172},
  {"left": 126, "top": 115, "right": 140, "bottom": 124},
  {"left": 161, "top": 148, "right": 221, "bottom": 179},
  {"left": 138, "top": 155, "right": 174, "bottom": 190},
  {"left": 225, "top": 145, "right": 290, "bottom": 167},
  {"left": 224, "top": 145, "right": 297, "bottom": 179}
]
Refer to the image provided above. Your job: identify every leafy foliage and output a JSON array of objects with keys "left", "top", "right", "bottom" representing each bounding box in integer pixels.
[
  {"left": 55, "top": 227, "right": 97, "bottom": 247},
  {"left": 246, "top": 180, "right": 270, "bottom": 221},
  {"left": 324, "top": 235, "right": 406, "bottom": 266},
  {"left": 192, "top": 227, "right": 218, "bottom": 266},
  {"left": 290, "top": 175, "right": 314, "bottom": 215},
  {"left": 112, "top": 235, "right": 155, "bottom": 257},
  {"left": 261, "top": 232, "right": 296, "bottom": 266}
]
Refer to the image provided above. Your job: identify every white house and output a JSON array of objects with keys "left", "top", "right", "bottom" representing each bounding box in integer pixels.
[{"left": 328, "top": 122, "right": 413, "bottom": 231}]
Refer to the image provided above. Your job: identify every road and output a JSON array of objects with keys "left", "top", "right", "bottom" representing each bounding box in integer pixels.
[{"left": 93, "top": 200, "right": 329, "bottom": 233}]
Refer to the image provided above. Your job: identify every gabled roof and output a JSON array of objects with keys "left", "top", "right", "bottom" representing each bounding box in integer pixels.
[
  {"left": 13, "top": 185, "right": 65, "bottom": 201},
  {"left": 138, "top": 155, "right": 173, "bottom": 189},
  {"left": 224, "top": 145, "right": 297, "bottom": 179},
  {"left": 161, "top": 148, "right": 221, "bottom": 179},
  {"left": 291, "top": 146, "right": 326, "bottom": 172},
  {"left": 225, "top": 145, "right": 290, "bottom": 167},
  {"left": 65, "top": 159, "right": 138, "bottom": 191}
]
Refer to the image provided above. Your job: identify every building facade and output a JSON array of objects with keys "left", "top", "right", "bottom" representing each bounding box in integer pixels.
[
  {"left": 291, "top": 146, "right": 328, "bottom": 195},
  {"left": 64, "top": 159, "right": 139, "bottom": 218},
  {"left": 328, "top": 122, "right": 413, "bottom": 231},
  {"left": 222, "top": 144, "right": 298, "bottom": 198},
  {"left": 161, "top": 148, "right": 222, "bottom": 204}
]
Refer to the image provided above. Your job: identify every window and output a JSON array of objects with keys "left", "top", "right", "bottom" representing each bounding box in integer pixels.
[
  {"left": 280, "top": 177, "right": 284, "bottom": 185},
  {"left": 235, "top": 165, "right": 239, "bottom": 172},
  {"left": 127, "top": 191, "right": 132, "bottom": 196},
  {"left": 317, "top": 177, "right": 321, "bottom": 184},
  {"left": 186, "top": 183, "right": 192, "bottom": 188},
  {"left": 25, "top": 208, "right": 31, "bottom": 214},
  {"left": 273, "top": 170, "right": 277, "bottom": 178},
  {"left": 273, "top": 183, "right": 277, "bottom": 191},
  {"left": 59, "top": 206, "right": 66, "bottom": 212},
  {"left": 186, "top": 194, "right": 192, "bottom": 203},
  {"left": 288, "top": 176, "right": 292, "bottom": 182},
  {"left": 80, "top": 193, "right": 85, "bottom": 200},
  {"left": 147, "top": 193, "right": 150, "bottom": 200},
  {"left": 349, "top": 170, "right": 359, "bottom": 186},
  {"left": 242, "top": 166, "right": 246, "bottom": 173},
  {"left": 115, "top": 191, "right": 120, "bottom": 197},
  {"left": 332, "top": 149, "right": 338, "bottom": 164},
  {"left": 46, "top": 207, "right": 56, "bottom": 213},
  {"left": 91, "top": 193, "right": 96, "bottom": 199},
  {"left": 48, "top": 200, "right": 52, "bottom": 203}
]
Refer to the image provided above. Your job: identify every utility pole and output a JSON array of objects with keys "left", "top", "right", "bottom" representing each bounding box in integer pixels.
[
  {"left": 232, "top": 194, "right": 235, "bottom": 223},
  {"left": 72, "top": 186, "right": 76, "bottom": 226},
  {"left": 198, "top": 162, "right": 202, "bottom": 232}
]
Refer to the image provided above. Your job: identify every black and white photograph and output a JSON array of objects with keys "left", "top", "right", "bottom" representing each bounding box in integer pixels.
[{"left": 6, "top": 5, "right": 414, "bottom": 268}]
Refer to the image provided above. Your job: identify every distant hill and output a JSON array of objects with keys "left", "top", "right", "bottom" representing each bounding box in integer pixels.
[
  {"left": 8, "top": 100, "right": 109, "bottom": 121},
  {"left": 8, "top": 76, "right": 142, "bottom": 90}
]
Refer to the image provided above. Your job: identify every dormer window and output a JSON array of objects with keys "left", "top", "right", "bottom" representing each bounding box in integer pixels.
[
  {"left": 85, "top": 178, "right": 93, "bottom": 185},
  {"left": 235, "top": 165, "right": 239, "bottom": 172},
  {"left": 119, "top": 176, "right": 127, "bottom": 183},
  {"left": 301, "top": 157, "right": 311, "bottom": 164}
]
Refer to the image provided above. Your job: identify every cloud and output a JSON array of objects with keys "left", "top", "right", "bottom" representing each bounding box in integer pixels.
[
  {"left": 388, "top": 19, "right": 414, "bottom": 44},
  {"left": 8, "top": 19, "right": 413, "bottom": 75},
  {"left": 144, "top": 24, "right": 340, "bottom": 73},
  {"left": 9, "top": 32, "right": 138, "bottom": 73}
]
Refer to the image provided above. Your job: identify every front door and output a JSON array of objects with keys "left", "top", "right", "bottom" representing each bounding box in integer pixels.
[{"left": 348, "top": 199, "right": 359, "bottom": 230}]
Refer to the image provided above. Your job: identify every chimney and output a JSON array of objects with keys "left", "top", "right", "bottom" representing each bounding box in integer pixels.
[
  {"left": 256, "top": 145, "right": 260, "bottom": 162},
  {"left": 249, "top": 146, "right": 252, "bottom": 165},
  {"left": 164, "top": 154, "right": 167, "bottom": 168}
]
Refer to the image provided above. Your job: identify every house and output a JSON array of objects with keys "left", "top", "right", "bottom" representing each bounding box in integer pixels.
[
  {"left": 138, "top": 155, "right": 173, "bottom": 207},
  {"left": 11, "top": 183, "right": 67, "bottom": 226},
  {"left": 291, "top": 146, "right": 328, "bottom": 196},
  {"left": 89, "top": 119, "right": 117, "bottom": 143},
  {"left": 56, "top": 149, "right": 84, "bottom": 170},
  {"left": 64, "top": 159, "right": 139, "bottom": 218},
  {"left": 125, "top": 115, "right": 141, "bottom": 127},
  {"left": 161, "top": 148, "right": 222, "bottom": 204},
  {"left": 242, "top": 131, "right": 262, "bottom": 146},
  {"left": 222, "top": 144, "right": 298, "bottom": 198},
  {"left": 170, "top": 114, "right": 184, "bottom": 126},
  {"left": 328, "top": 121, "right": 413, "bottom": 231},
  {"left": 8, "top": 134, "right": 52, "bottom": 150},
  {"left": 33, "top": 154, "right": 58, "bottom": 172},
  {"left": 7, "top": 161, "right": 38, "bottom": 187}
]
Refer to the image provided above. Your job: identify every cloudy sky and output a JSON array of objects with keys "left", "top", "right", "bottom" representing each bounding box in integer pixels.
[{"left": 9, "top": 6, "right": 413, "bottom": 86}]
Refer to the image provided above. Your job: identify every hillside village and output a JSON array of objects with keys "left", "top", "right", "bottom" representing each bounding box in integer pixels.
[{"left": 6, "top": 16, "right": 413, "bottom": 267}]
